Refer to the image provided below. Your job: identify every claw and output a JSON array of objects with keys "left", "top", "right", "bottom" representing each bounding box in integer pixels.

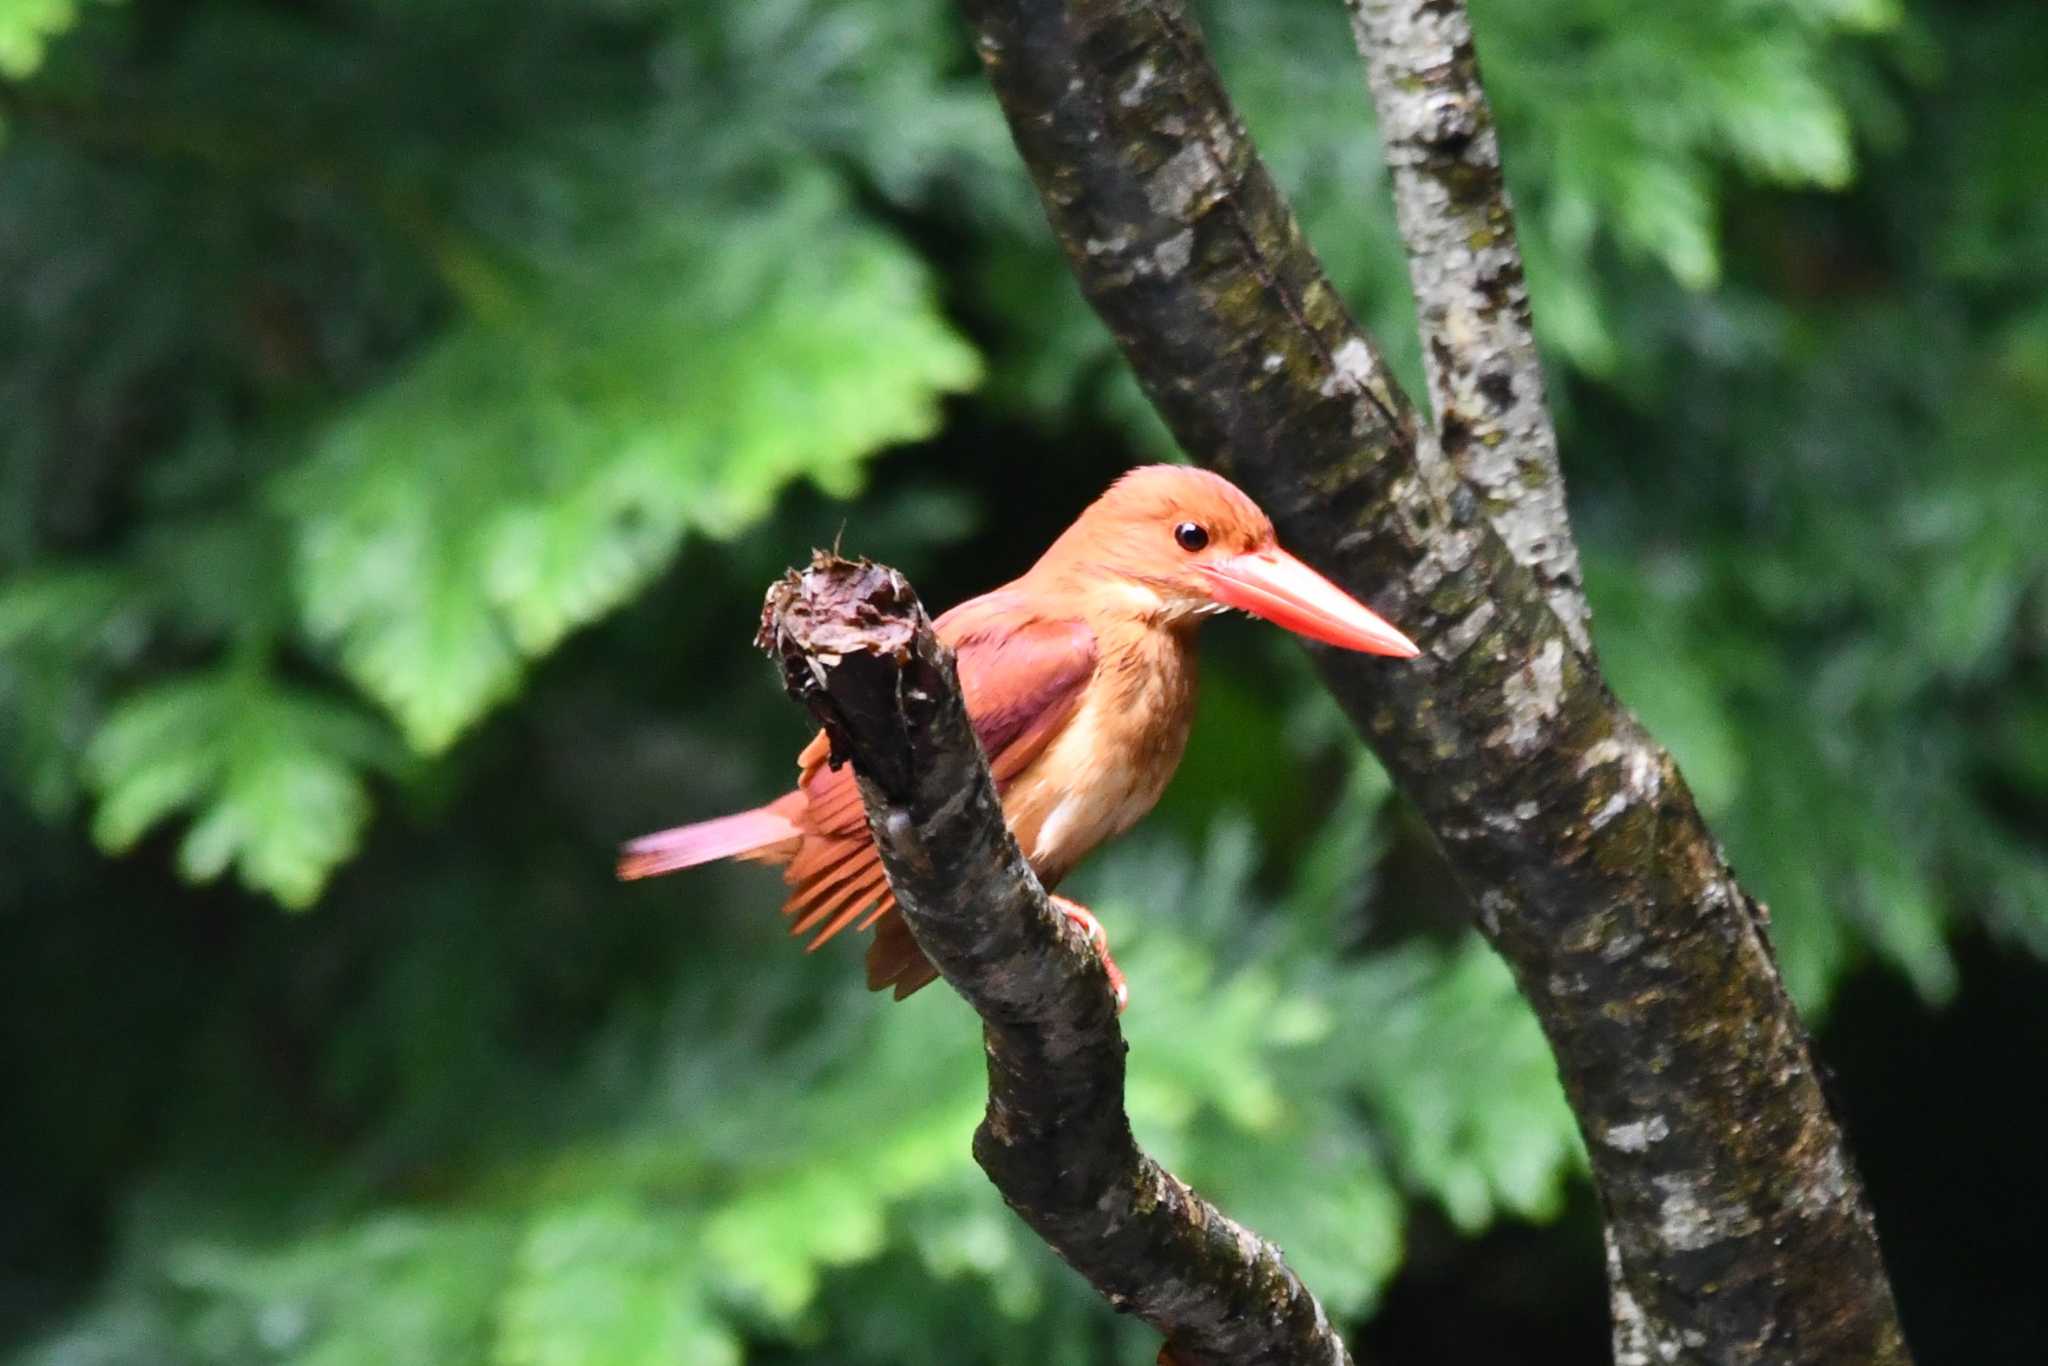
[
  {"left": 1057, "top": 900, "right": 1107, "bottom": 950},
  {"left": 1049, "top": 895, "right": 1129, "bottom": 1013}
]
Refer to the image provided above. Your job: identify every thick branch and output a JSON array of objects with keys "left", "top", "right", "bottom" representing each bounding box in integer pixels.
[
  {"left": 954, "top": 1, "right": 1908, "bottom": 1361},
  {"left": 1345, "top": 0, "right": 1588, "bottom": 651},
  {"left": 757, "top": 553, "right": 1353, "bottom": 1366}
]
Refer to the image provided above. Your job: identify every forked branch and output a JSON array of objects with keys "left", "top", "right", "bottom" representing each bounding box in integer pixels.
[{"left": 953, "top": 0, "right": 1909, "bottom": 1360}]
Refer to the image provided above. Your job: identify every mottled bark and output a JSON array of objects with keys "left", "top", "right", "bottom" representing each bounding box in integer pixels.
[
  {"left": 1345, "top": 0, "right": 1588, "bottom": 651},
  {"left": 952, "top": 1, "right": 1909, "bottom": 1362},
  {"left": 757, "top": 553, "right": 1353, "bottom": 1366}
]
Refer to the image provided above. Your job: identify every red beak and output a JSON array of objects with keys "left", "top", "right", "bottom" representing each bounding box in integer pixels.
[{"left": 1197, "top": 549, "right": 1421, "bottom": 658}]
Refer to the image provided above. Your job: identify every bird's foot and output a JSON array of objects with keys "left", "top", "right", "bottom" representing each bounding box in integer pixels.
[{"left": 1049, "top": 895, "right": 1128, "bottom": 1013}]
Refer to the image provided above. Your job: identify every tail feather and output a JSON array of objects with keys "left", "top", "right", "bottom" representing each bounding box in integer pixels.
[
  {"left": 617, "top": 804, "right": 802, "bottom": 880},
  {"left": 620, "top": 781, "right": 941, "bottom": 1004}
]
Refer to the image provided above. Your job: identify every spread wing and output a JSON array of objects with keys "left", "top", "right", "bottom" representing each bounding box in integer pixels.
[{"left": 774, "top": 601, "right": 1096, "bottom": 999}]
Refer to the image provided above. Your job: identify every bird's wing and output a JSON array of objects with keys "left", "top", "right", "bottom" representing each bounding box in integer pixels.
[
  {"left": 947, "top": 601, "right": 1100, "bottom": 785},
  {"left": 776, "top": 604, "right": 1097, "bottom": 999}
]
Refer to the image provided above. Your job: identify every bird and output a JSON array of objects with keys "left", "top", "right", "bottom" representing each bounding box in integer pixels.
[{"left": 618, "top": 465, "right": 1420, "bottom": 1008}]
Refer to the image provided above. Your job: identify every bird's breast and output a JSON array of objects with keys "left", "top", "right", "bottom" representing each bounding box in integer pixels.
[{"left": 1006, "top": 628, "right": 1197, "bottom": 883}]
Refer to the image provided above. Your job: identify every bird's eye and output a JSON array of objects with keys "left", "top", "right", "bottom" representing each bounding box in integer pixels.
[{"left": 1173, "top": 521, "right": 1209, "bottom": 552}]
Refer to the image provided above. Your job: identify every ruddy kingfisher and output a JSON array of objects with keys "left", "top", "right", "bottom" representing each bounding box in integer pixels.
[{"left": 619, "top": 466, "right": 1420, "bottom": 1007}]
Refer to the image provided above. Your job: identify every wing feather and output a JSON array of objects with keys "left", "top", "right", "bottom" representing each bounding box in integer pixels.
[{"left": 773, "top": 605, "right": 1096, "bottom": 994}]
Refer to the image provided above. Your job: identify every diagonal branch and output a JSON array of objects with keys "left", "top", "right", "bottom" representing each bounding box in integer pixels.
[
  {"left": 1345, "top": 0, "right": 1588, "bottom": 651},
  {"left": 953, "top": 1, "right": 1909, "bottom": 1361},
  {"left": 756, "top": 552, "right": 1353, "bottom": 1366}
]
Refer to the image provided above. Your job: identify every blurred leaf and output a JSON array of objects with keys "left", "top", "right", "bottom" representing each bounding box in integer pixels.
[
  {"left": 0, "top": 565, "right": 141, "bottom": 813},
  {"left": 7, "top": 1, "right": 2048, "bottom": 1364},
  {"left": 284, "top": 171, "right": 979, "bottom": 752},
  {"left": 1344, "top": 939, "right": 1582, "bottom": 1231},
  {"left": 0, "top": 0, "right": 106, "bottom": 82},
  {"left": 497, "top": 1200, "right": 738, "bottom": 1366},
  {"left": 0, "top": 565, "right": 132, "bottom": 652},
  {"left": 1708, "top": 42, "right": 1856, "bottom": 188},
  {"left": 1086, "top": 820, "right": 1574, "bottom": 1311},
  {"left": 84, "top": 667, "right": 396, "bottom": 907},
  {"left": 1179, "top": 1098, "right": 1406, "bottom": 1318},
  {"left": 167, "top": 1214, "right": 517, "bottom": 1365}
]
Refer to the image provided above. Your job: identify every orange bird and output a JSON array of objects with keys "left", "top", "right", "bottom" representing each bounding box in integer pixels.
[{"left": 619, "top": 466, "right": 1419, "bottom": 1006}]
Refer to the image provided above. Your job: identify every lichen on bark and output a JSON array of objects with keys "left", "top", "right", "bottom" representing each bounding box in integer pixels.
[{"left": 1346, "top": 0, "right": 1589, "bottom": 651}]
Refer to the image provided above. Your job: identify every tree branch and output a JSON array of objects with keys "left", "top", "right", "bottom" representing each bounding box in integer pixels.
[
  {"left": 1345, "top": 0, "right": 1588, "bottom": 651},
  {"left": 756, "top": 553, "right": 1353, "bottom": 1366},
  {"left": 953, "top": 1, "right": 1909, "bottom": 1360}
]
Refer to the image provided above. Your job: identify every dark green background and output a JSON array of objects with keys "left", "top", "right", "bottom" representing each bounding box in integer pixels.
[{"left": 3, "top": 0, "right": 2043, "bottom": 1361}]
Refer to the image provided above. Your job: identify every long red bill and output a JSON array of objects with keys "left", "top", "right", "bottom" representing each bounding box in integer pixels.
[{"left": 1197, "top": 549, "right": 1421, "bottom": 658}]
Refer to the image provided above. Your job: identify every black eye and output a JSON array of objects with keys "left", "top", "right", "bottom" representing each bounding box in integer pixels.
[{"left": 1174, "top": 521, "right": 1209, "bottom": 552}]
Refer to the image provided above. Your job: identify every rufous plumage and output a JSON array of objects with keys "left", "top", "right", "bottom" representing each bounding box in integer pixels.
[{"left": 621, "top": 466, "right": 1419, "bottom": 1006}]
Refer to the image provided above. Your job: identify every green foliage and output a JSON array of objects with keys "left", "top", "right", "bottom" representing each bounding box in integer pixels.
[
  {"left": 1571, "top": 0, "right": 2048, "bottom": 1003},
  {"left": 0, "top": 0, "right": 106, "bottom": 82},
  {"left": 10, "top": 816, "right": 1571, "bottom": 1366},
  {"left": 1468, "top": 0, "right": 1870, "bottom": 313},
  {"left": 499, "top": 1201, "right": 738, "bottom": 1366},
  {"left": 975, "top": 0, "right": 1889, "bottom": 438},
  {"left": 1344, "top": 939, "right": 1582, "bottom": 1232},
  {"left": 4, "top": 0, "right": 2046, "bottom": 1363},
  {"left": 285, "top": 172, "right": 976, "bottom": 752},
  {"left": 168, "top": 1215, "right": 522, "bottom": 1365},
  {"left": 83, "top": 665, "right": 394, "bottom": 908},
  {"left": 0, "top": 565, "right": 136, "bottom": 815},
  {"left": 0, "top": 0, "right": 982, "bottom": 900}
]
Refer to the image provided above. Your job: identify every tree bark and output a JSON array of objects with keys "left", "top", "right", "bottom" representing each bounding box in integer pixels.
[
  {"left": 951, "top": 0, "right": 1911, "bottom": 1361},
  {"left": 757, "top": 553, "right": 1354, "bottom": 1366},
  {"left": 1344, "top": 0, "right": 1587, "bottom": 651}
]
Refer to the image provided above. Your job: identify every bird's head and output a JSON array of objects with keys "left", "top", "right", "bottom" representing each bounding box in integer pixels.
[{"left": 1033, "top": 465, "right": 1421, "bottom": 657}]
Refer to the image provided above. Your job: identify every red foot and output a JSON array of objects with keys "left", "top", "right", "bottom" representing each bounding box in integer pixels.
[{"left": 1049, "top": 895, "right": 1129, "bottom": 1013}]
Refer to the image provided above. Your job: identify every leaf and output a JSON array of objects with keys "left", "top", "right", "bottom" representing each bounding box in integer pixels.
[
  {"left": 0, "top": 0, "right": 103, "bottom": 81},
  {"left": 1077, "top": 858, "right": 1405, "bottom": 1313},
  {"left": 495, "top": 1200, "right": 739, "bottom": 1366},
  {"left": 165, "top": 1213, "right": 518, "bottom": 1366},
  {"left": 1787, "top": 0, "right": 1902, "bottom": 34},
  {"left": 283, "top": 169, "right": 979, "bottom": 753},
  {"left": 0, "top": 566, "right": 141, "bottom": 813},
  {"left": 0, "top": 566, "right": 134, "bottom": 653},
  {"left": 694, "top": 1007, "right": 986, "bottom": 1322},
  {"left": 1344, "top": 938, "right": 1582, "bottom": 1231},
  {"left": 1727, "top": 707, "right": 1959, "bottom": 1011},
  {"left": 1181, "top": 1115, "right": 1406, "bottom": 1318},
  {"left": 1707, "top": 42, "right": 1856, "bottom": 189},
  {"left": 84, "top": 668, "right": 396, "bottom": 908}
]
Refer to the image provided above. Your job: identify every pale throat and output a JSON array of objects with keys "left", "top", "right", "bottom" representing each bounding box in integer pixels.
[{"left": 1074, "top": 570, "right": 1214, "bottom": 630}]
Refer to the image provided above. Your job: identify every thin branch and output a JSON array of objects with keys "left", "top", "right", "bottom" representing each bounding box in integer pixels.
[
  {"left": 953, "top": 1, "right": 1909, "bottom": 1360},
  {"left": 1345, "top": 0, "right": 1588, "bottom": 651},
  {"left": 756, "top": 553, "right": 1353, "bottom": 1366}
]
